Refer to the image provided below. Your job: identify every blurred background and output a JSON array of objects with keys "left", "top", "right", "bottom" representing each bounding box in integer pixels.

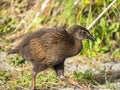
[{"left": 0, "top": 0, "right": 120, "bottom": 90}]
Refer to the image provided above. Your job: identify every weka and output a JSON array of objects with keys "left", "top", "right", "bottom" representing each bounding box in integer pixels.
[{"left": 8, "top": 25, "right": 96, "bottom": 90}]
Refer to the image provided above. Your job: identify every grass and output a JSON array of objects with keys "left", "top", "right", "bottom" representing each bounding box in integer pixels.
[
  {"left": 0, "top": 0, "right": 119, "bottom": 57},
  {"left": 0, "top": 69, "right": 60, "bottom": 90},
  {"left": 0, "top": 0, "right": 120, "bottom": 89},
  {"left": 73, "top": 69, "right": 119, "bottom": 90},
  {"left": 9, "top": 54, "right": 26, "bottom": 66},
  {"left": 0, "top": 67, "right": 119, "bottom": 89}
]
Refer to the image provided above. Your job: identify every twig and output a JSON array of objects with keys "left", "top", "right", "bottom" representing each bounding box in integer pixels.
[
  {"left": 87, "top": 0, "right": 117, "bottom": 30},
  {"left": 14, "top": 19, "right": 25, "bottom": 32}
]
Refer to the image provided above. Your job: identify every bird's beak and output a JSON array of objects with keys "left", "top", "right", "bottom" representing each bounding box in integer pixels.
[{"left": 87, "top": 35, "right": 96, "bottom": 41}]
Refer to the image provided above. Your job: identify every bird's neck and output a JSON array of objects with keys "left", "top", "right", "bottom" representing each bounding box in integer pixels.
[{"left": 69, "top": 39, "right": 83, "bottom": 57}]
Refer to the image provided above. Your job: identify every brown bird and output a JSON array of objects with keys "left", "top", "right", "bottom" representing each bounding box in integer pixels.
[{"left": 8, "top": 25, "right": 96, "bottom": 90}]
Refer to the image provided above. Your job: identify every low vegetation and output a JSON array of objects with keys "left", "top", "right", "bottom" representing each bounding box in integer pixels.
[{"left": 0, "top": 0, "right": 120, "bottom": 89}]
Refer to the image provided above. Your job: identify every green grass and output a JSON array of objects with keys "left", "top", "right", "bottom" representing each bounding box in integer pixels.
[
  {"left": 0, "top": 0, "right": 120, "bottom": 89},
  {"left": 0, "top": 68, "right": 118, "bottom": 90},
  {"left": 0, "top": 69, "right": 60, "bottom": 89},
  {"left": 73, "top": 69, "right": 119, "bottom": 90},
  {"left": 9, "top": 55, "right": 26, "bottom": 66},
  {"left": 0, "top": 70, "right": 11, "bottom": 85},
  {"left": 0, "top": 0, "right": 119, "bottom": 57}
]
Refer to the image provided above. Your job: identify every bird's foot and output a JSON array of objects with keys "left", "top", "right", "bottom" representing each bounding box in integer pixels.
[
  {"left": 60, "top": 76, "right": 85, "bottom": 89},
  {"left": 66, "top": 78, "right": 85, "bottom": 88}
]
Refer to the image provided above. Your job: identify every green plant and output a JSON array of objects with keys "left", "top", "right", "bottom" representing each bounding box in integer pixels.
[
  {"left": 0, "top": 70, "right": 11, "bottom": 85},
  {"left": 9, "top": 55, "right": 26, "bottom": 66},
  {"left": 73, "top": 69, "right": 94, "bottom": 83},
  {"left": 0, "top": 0, "right": 120, "bottom": 89}
]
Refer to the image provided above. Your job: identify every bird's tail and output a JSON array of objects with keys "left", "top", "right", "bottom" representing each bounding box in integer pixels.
[{"left": 7, "top": 48, "right": 18, "bottom": 55}]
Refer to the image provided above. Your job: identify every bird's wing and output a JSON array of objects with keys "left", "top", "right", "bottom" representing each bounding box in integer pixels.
[
  {"left": 40, "top": 27, "right": 74, "bottom": 46},
  {"left": 29, "top": 37, "right": 46, "bottom": 62},
  {"left": 22, "top": 27, "right": 73, "bottom": 63},
  {"left": 28, "top": 27, "right": 69, "bottom": 62},
  {"left": 18, "top": 28, "right": 50, "bottom": 62}
]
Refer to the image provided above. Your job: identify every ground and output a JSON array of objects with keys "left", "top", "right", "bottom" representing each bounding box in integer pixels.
[{"left": 0, "top": 51, "right": 120, "bottom": 90}]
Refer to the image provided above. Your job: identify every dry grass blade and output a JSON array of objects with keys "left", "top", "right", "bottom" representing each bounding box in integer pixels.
[{"left": 87, "top": 0, "right": 117, "bottom": 30}]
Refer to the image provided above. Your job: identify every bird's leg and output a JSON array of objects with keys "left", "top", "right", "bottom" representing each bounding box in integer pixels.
[
  {"left": 53, "top": 62, "right": 84, "bottom": 89},
  {"left": 31, "top": 70, "right": 37, "bottom": 90}
]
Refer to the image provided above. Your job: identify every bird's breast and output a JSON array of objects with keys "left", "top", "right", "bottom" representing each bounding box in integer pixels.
[{"left": 68, "top": 41, "right": 83, "bottom": 57}]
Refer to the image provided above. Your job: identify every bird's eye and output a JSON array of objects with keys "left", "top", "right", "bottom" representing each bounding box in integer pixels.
[{"left": 82, "top": 32, "right": 86, "bottom": 35}]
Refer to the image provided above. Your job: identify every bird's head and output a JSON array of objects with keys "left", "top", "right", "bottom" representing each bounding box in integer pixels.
[{"left": 68, "top": 25, "right": 96, "bottom": 41}]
